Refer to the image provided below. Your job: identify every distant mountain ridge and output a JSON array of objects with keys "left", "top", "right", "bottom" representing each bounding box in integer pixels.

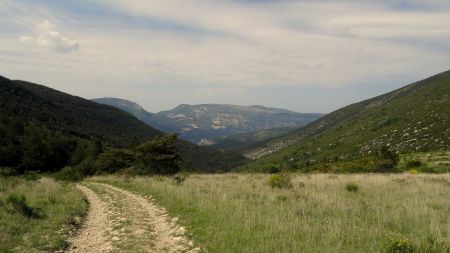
[
  {"left": 92, "top": 98, "right": 323, "bottom": 145},
  {"left": 243, "top": 70, "right": 450, "bottom": 171}
]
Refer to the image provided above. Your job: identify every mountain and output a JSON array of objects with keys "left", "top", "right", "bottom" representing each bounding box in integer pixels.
[
  {"left": 0, "top": 76, "right": 246, "bottom": 172},
  {"left": 243, "top": 70, "right": 450, "bottom": 171},
  {"left": 93, "top": 98, "right": 323, "bottom": 146},
  {"left": 158, "top": 104, "right": 323, "bottom": 144}
]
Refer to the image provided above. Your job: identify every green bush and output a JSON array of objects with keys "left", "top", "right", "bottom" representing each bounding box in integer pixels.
[
  {"left": 419, "top": 166, "right": 440, "bottom": 173},
  {"left": 377, "top": 146, "right": 400, "bottom": 172},
  {"left": 173, "top": 173, "right": 188, "bottom": 185},
  {"left": 267, "top": 174, "right": 292, "bottom": 189},
  {"left": 0, "top": 193, "right": 42, "bottom": 218},
  {"left": 53, "top": 166, "right": 83, "bottom": 182},
  {"left": 23, "top": 171, "right": 41, "bottom": 181},
  {"left": 119, "top": 166, "right": 148, "bottom": 176},
  {"left": 263, "top": 165, "right": 282, "bottom": 174},
  {"left": 0, "top": 167, "right": 16, "bottom": 177},
  {"left": 384, "top": 235, "right": 413, "bottom": 253},
  {"left": 345, "top": 182, "right": 359, "bottom": 192},
  {"left": 406, "top": 160, "right": 422, "bottom": 168}
]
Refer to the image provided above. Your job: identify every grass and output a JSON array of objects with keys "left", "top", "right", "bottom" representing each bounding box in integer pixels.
[
  {"left": 91, "top": 173, "right": 450, "bottom": 253},
  {"left": 399, "top": 151, "right": 450, "bottom": 173},
  {"left": 0, "top": 177, "right": 88, "bottom": 252}
]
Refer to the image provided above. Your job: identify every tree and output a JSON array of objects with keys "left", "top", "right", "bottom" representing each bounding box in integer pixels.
[
  {"left": 377, "top": 145, "right": 399, "bottom": 171},
  {"left": 94, "top": 148, "right": 135, "bottom": 174},
  {"left": 136, "top": 134, "right": 181, "bottom": 175}
]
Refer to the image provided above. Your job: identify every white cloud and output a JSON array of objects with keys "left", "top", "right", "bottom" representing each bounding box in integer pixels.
[
  {"left": 1, "top": 0, "right": 449, "bottom": 112},
  {"left": 19, "top": 20, "right": 79, "bottom": 53}
]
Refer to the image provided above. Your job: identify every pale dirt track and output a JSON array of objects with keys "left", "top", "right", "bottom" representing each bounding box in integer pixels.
[{"left": 67, "top": 183, "right": 200, "bottom": 253}]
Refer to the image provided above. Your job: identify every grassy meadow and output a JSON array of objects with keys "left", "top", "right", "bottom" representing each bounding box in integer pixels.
[
  {"left": 0, "top": 177, "right": 88, "bottom": 253},
  {"left": 92, "top": 173, "right": 450, "bottom": 253}
]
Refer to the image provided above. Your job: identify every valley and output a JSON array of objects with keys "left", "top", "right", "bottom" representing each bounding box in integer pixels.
[
  {"left": 2, "top": 0, "right": 450, "bottom": 251},
  {"left": 0, "top": 71, "right": 449, "bottom": 253}
]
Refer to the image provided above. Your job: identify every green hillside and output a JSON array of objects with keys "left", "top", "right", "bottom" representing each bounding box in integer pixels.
[
  {"left": 0, "top": 76, "right": 246, "bottom": 172},
  {"left": 0, "top": 77, "right": 161, "bottom": 145},
  {"left": 91, "top": 97, "right": 180, "bottom": 133},
  {"left": 243, "top": 70, "right": 450, "bottom": 172}
]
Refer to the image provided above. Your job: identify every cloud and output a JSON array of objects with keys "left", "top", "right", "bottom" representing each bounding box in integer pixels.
[
  {"left": 0, "top": 0, "right": 449, "bottom": 113},
  {"left": 19, "top": 20, "right": 79, "bottom": 53}
]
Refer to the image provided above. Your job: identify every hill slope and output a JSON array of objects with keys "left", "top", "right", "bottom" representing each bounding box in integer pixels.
[
  {"left": 244, "top": 70, "right": 450, "bottom": 171},
  {"left": 91, "top": 97, "right": 179, "bottom": 133},
  {"left": 0, "top": 78, "right": 162, "bottom": 146},
  {"left": 0, "top": 76, "right": 246, "bottom": 172}
]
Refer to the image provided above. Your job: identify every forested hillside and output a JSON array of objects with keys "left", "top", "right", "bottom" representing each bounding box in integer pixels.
[{"left": 0, "top": 76, "right": 246, "bottom": 173}]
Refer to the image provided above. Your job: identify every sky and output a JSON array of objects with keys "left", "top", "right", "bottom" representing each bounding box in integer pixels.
[{"left": 0, "top": 0, "right": 449, "bottom": 113}]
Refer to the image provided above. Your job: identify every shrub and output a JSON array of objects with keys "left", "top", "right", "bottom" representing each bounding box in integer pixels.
[
  {"left": 419, "top": 166, "right": 442, "bottom": 173},
  {"left": 0, "top": 167, "right": 16, "bottom": 177},
  {"left": 268, "top": 174, "right": 292, "bottom": 189},
  {"left": 408, "top": 169, "right": 418, "bottom": 175},
  {"left": 173, "top": 173, "right": 188, "bottom": 185},
  {"left": 23, "top": 171, "right": 41, "bottom": 181},
  {"left": 263, "top": 165, "right": 281, "bottom": 174},
  {"left": 377, "top": 146, "right": 400, "bottom": 171},
  {"left": 53, "top": 166, "right": 83, "bottom": 182},
  {"left": 119, "top": 166, "right": 148, "bottom": 176},
  {"left": 0, "top": 193, "right": 41, "bottom": 218},
  {"left": 345, "top": 182, "right": 359, "bottom": 192},
  {"left": 384, "top": 235, "right": 414, "bottom": 253},
  {"left": 406, "top": 160, "right": 422, "bottom": 168}
]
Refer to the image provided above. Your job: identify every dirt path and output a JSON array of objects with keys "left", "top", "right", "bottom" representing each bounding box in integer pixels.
[
  {"left": 67, "top": 185, "right": 113, "bottom": 253},
  {"left": 67, "top": 183, "right": 199, "bottom": 253}
]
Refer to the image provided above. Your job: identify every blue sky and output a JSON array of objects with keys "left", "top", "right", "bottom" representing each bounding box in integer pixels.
[{"left": 0, "top": 0, "right": 449, "bottom": 113}]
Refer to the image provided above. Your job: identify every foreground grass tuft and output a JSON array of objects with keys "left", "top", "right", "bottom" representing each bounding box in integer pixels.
[
  {"left": 345, "top": 182, "right": 359, "bottom": 192},
  {"left": 267, "top": 174, "right": 292, "bottom": 189},
  {"left": 385, "top": 235, "right": 414, "bottom": 253}
]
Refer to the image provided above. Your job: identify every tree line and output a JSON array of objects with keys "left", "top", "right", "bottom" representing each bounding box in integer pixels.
[{"left": 0, "top": 112, "right": 181, "bottom": 177}]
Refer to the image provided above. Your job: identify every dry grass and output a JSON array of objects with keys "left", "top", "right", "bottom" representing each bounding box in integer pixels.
[
  {"left": 92, "top": 173, "right": 450, "bottom": 253},
  {"left": 0, "top": 177, "right": 88, "bottom": 252}
]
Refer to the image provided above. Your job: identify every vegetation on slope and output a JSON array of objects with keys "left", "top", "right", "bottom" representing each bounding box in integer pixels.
[
  {"left": 212, "top": 126, "right": 299, "bottom": 151},
  {"left": 91, "top": 97, "right": 179, "bottom": 134},
  {"left": 0, "top": 77, "right": 160, "bottom": 145},
  {"left": 0, "top": 177, "right": 88, "bottom": 252},
  {"left": 244, "top": 71, "right": 450, "bottom": 172},
  {"left": 93, "top": 173, "right": 450, "bottom": 253}
]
